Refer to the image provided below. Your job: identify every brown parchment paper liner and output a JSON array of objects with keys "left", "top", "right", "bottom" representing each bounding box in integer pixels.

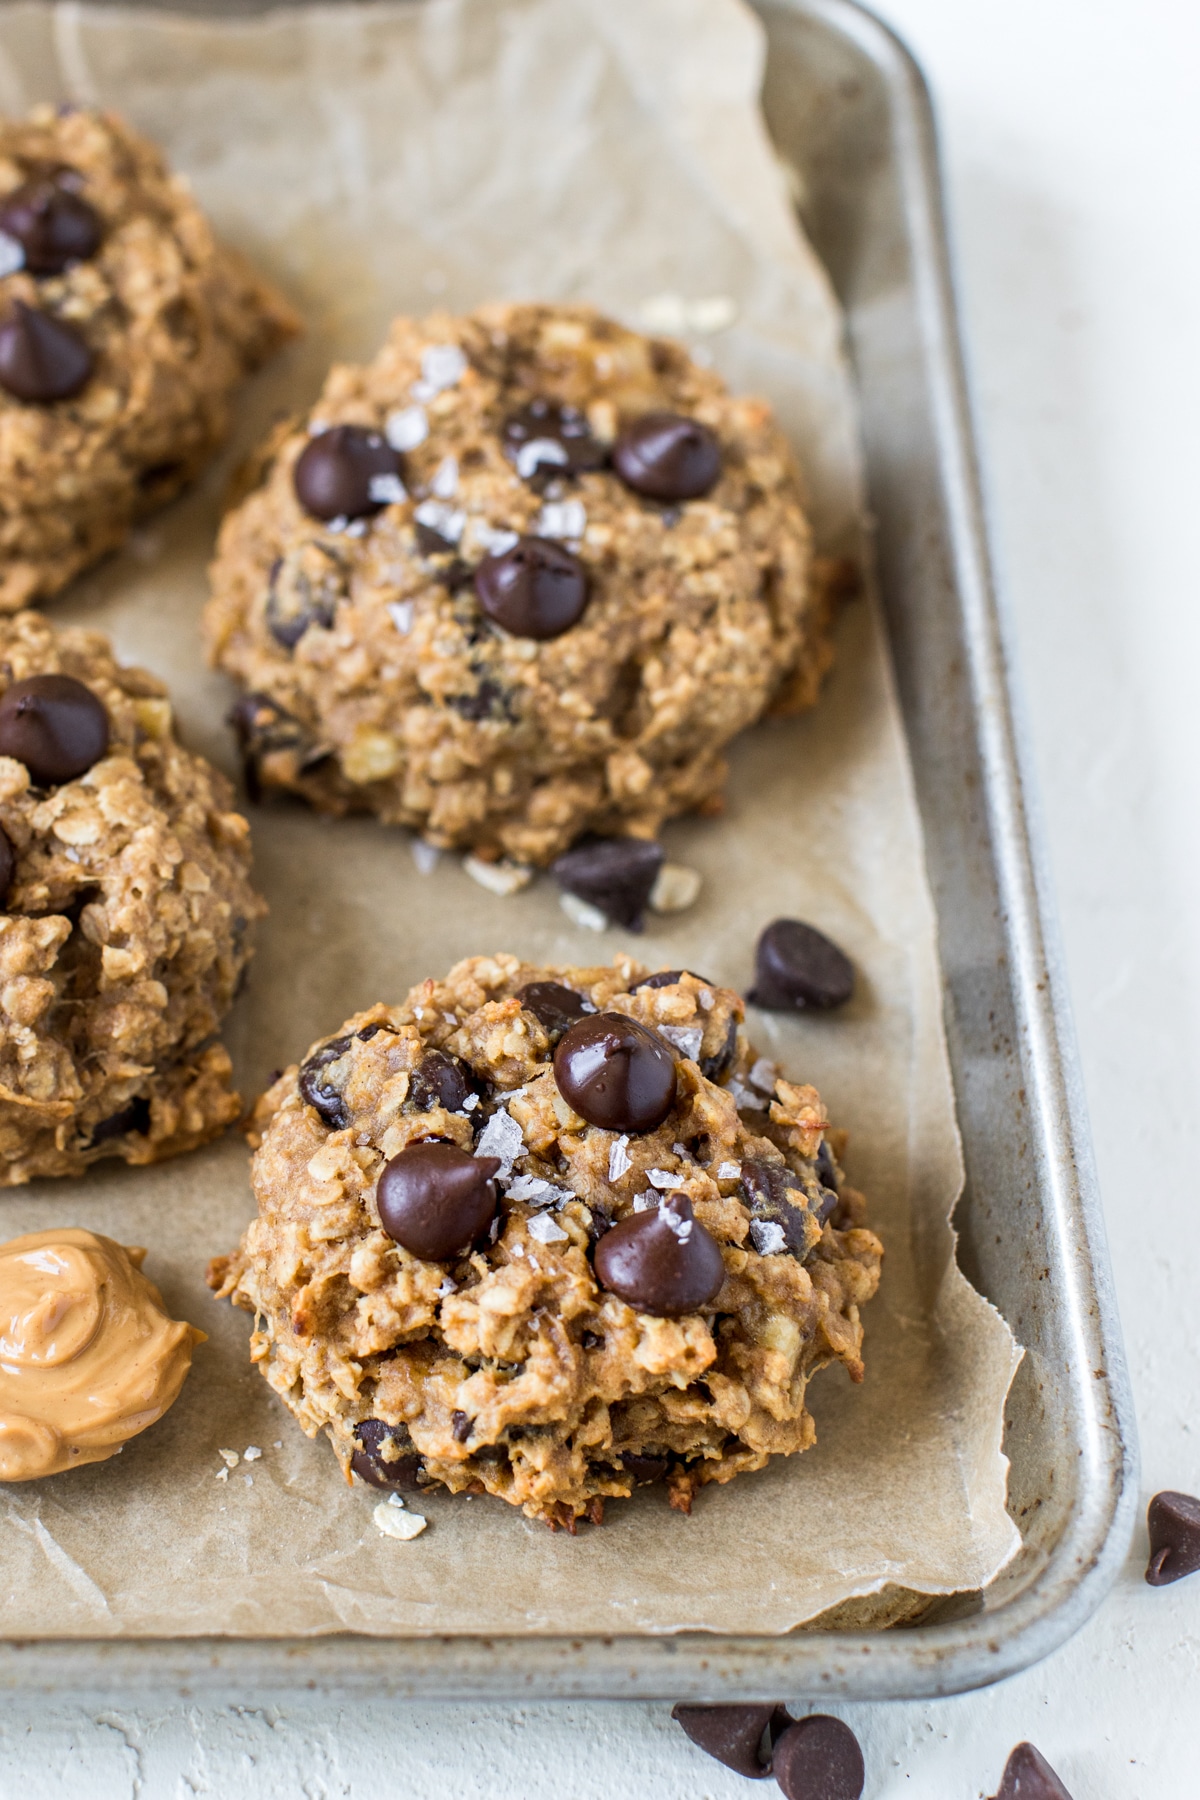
[{"left": 0, "top": 0, "right": 1022, "bottom": 1637}]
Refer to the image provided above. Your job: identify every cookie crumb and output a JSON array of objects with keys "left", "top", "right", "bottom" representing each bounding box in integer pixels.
[
  {"left": 560, "top": 891, "right": 608, "bottom": 932},
  {"left": 373, "top": 1499, "right": 427, "bottom": 1540},
  {"left": 463, "top": 855, "right": 533, "bottom": 897}
]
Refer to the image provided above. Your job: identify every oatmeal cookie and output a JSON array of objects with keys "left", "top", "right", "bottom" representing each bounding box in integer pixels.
[
  {"left": 0, "top": 105, "right": 299, "bottom": 610},
  {"left": 211, "top": 954, "right": 881, "bottom": 1527},
  {"left": 0, "top": 611, "right": 265, "bottom": 1184},
  {"left": 204, "top": 303, "right": 838, "bottom": 866}
]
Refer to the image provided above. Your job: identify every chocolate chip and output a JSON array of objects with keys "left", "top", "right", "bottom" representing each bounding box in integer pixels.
[
  {"left": 612, "top": 412, "right": 721, "bottom": 501},
  {"left": 552, "top": 836, "right": 664, "bottom": 931},
  {"left": 772, "top": 1716, "right": 865, "bottom": 1800},
  {"left": 699, "top": 1014, "right": 739, "bottom": 1084},
  {"left": 593, "top": 1192, "right": 724, "bottom": 1317},
  {"left": 0, "top": 674, "right": 109, "bottom": 785},
  {"left": 816, "top": 1138, "right": 840, "bottom": 1190},
  {"left": 1145, "top": 1489, "right": 1200, "bottom": 1586},
  {"left": 351, "top": 1419, "right": 424, "bottom": 1491},
  {"left": 516, "top": 981, "right": 589, "bottom": 1042},
  {"left": 293, "top": 425, "right": 403, "bottom": 522},
  {"left": 741, "top": 1160, "right": 823, "bottom": 1258},
  {"left": 415, "top": 520, "right": 457, "bottom": 558},
  {"left": 227, "top": 690, "right": 315, "bottom": 802},
  {"left": 989, "top": 1742, "right": 1075, "bottom": 1800},
  {"left": 554, "top": 1013, "right": 676, "bottom": 1132},
  {"left": 410, "top": 1049, "right": 473, "bottom": 1114},
  {"left": 580, "top": 1329, "right": 604, "bottom": 1350},
  {"left": 0, "top": 825, "right": 13, "bottom": 906},
  {"left": 448, "top": 674, "right": 515, "bottom": 723},
  {"left": 671, "top": 1702, "right": 784, "bottom": 1779},
  {"left": 628, "top": 967, "right": 716, "bottom": 992},
  {"left": 265, "top": 545, "right": 345, "bottom": 649},
  {"left": 451, "top": 1409, "right": 472, "bottom": 1443},
  {"left": 748, "top": 918, "right": 855, "bottom": 1011},
  {"left": 376, "top": 1141, "right": 500, "bottom": 1260},
  {"left": 0, "top": 176, "right": 102, "bottom": 274},
  {"left": 0, "top": 300, "right": 92, "bottom": 403},
  {"left": 87, "top": 1094, "right": 152, "bottom": 1146},
  {"left": 473, "top": 535, "right": 589, "bottom": 639},
  {"left": 298, "top": 1034, "right": 355, "bottom": 1131},
  {"left": 502, "top": 398, "right": 607, "bottom": 484},
  {"left": 621, "top": 1451, "right": 669, "bottom": 1487}
]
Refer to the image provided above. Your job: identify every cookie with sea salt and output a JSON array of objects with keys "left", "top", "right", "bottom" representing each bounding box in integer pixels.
[
  {"left": 210, "top": 954, "right": 881, "bottom": 1529},
  {"left": 204, "top": 302, "right": 842, "bottom": 866},
  {"left": 0, "top": 611, "right": 264, "bottom": 1183}
]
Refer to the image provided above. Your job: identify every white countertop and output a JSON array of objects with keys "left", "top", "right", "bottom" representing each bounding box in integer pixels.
[{"left": 4, "top": 0, "right": 1197, "bottom": 1792}]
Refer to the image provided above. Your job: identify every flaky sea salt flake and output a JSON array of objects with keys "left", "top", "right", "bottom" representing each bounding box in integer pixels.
[
  {"left": 647, "top": 1169, "right": 678, "bottom": 1190},
  {"left": 420, "top": 343, "right": 468, "bottom": 392},
  {"left": 527, "top": 1212, "right": 568, "bottom": 1245},
  {"left": 413, "top": 498, "right": 465, "bottom": 543},
  {"left": 717, "top": 1161, "right": 742, "bottom": 1181},
  {"left": 516, "top": 438, "right": 568, "bottom": 480},
  {"left": 633, "top": 1193, "right": 657, "bottom": 1212},
  {"left": 0, "top": 233, "right": 25, "bottom": 277},
  {"left": 388, "top": 599, "right": 415, "bottom": 635},
  {"left": 661, "top": 1205, "right": 693, "bottom": 1242},
  {"left": 386, "top": 405, "right": 428, "bottom": 451},
  {"left": 750, "top": 1219, "right": 787, "bottom": 1256},
  {"left": 411, "top": 837, "right": 440, "bottom": 874},
  {"left": 475, "top": 1106, "right": 523, "bottom": 1176},
  {"left": 608, "top": 1135, "right": 632, "bottom": 1182},
  {"left": 368, "top": 471, "right": 407, "bottom": 506},
  {"left": 749, "top": 1058, "right": 779, "bottom": 1094},
  {"left": 431, "top": 455, "right": 459, "bottom": 498},
  {"left": 537, "top": 498, "right": 586, "bottom": 541},
  {"left": 659, "top": 1024, "right": 704, "bottom": 1061}
]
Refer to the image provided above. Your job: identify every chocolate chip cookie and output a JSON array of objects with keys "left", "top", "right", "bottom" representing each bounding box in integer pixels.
[
  {"left": 0, "top": 105, "right": 299, "bottom": 610},
  {"left": 0, "top": 611, "right": 264, "bottom": 1183},
  {"left": 210, "top": 956, "right": 881, "bottom": 1528},
  {"left": 204, "top": 303, "right": 839, "bottom": 866}
]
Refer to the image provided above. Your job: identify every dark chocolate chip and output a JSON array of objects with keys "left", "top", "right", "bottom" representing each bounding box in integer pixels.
[
  {"left": 227, "top": 691, "right": 314, "bottom": 802},
  {"left": 502, "top": 398, "right": 607, "bottom": 484},
  {"left": 772, "top": 1716, "right": 865, "bottom": 1800},
  {"left": 376, "top": 1141, "right": 500, "bottom": 1260},
  {"left": 593, "top": 1192, "right": 724, "bottom": 1317},
  {"left": 0, "top": 177, "right": 103, "bottom": 274},
  {"left": 265, "top": 545, "right": 345, "bottom": 649},
  {"left": 448, "top": 675, "right": 514, "bottom": 723},
  {"left": 699, "top": 1013, "right": 739, "bottom": 1084},
  {"left": 989, "top": 1742, "right": 1075, "bottom": 1800},
  {"left": 352, "top": 1419, "right": 424, "bottom": 1491},
  {"left": 620, "top": 1451, "right": 669, "bottom": 1487},
  {"left": 628, "top": 967, "right": 716, "bottom": 992},
  {"left": 816, "top": 1137, "right": 840, "bottom": 1190},
  {"left": 0, "top": 674, "right": 109, "bottom": 786},
  {"left": 1145, "top": 1489, "right": 1200, "bottom": 1586},
  {"left": 551, "top": 835, "right": 664, "bottom": 931},
  {"left": 671, "top": 1702, "right": 782, "bottom": 1779},
  {"left": 748, "top": 918, "right": 855, "bottom": 1011},
  {"left": 473, "top": 535, "right": 589, "bottom": 640},
  {"left": 415, "top": 520, "right": 456, "bottom": 558},
  {"left": 0, "top": 824, "right": 13, "bottom": 906},
  {"left": 612, "top": 412, "right": 721, "bottom": 501},
  {"left": 741, "top": 1159, "right": 823, "bottom": 1258},
  {"left": 298, "top": 1034, "right": 355, "bottom": 1131},
  {"left": 87, "top": 1094, "right": 152, "bottom": 1147},
  {"left": 554, "top": 1013, "right": 677, "bottom": 1132},
  {"left": 410, "top": 1049, "right": 473, "bottom": 1114},
  {"left": 451, "top": 1409, "right": 472, "bottom": 1443},
  {"left": 293, "top": 425, "right": 403, "bottom": 522},
  {"left": 516, "top": 980, "right": 589, "bottom": 1042},
  {"left": 0, "top": 300, "right": 92, "bottom": 403},
  {"left": 580, "top": 1329, "right": 604, "bottom": 1350}
]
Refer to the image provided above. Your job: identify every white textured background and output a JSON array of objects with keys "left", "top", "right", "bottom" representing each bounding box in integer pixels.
[{"left": 2, "top": 0, "right": 1198, "bottom": 1792}]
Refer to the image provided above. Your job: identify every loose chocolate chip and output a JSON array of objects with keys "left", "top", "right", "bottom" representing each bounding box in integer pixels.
[
  {"left": 748, "top": 918, "right": 855, "bottom": 1011},
  {"left": 594, "top": 1192, "right": 725, "bottom": 1317},
  {"left": 451, "top": 1409, "right": 472, "bottom": 1443},
  {"left": 352, "top": 1419, "right": 424, "bottom": 1491},
  {"left": 502, "top": 398, "right": 607, "bottom": 483},
  {"left": 552, "top": 836, "right": 664, "bottom": 931},
  {"left": 410, "top": 1049, "right": 474, "bottom": 1114},
  {"left": 517, "top": 980, "right": 589, "bottom": 1042},
  {"left": 474, "top": 535, "right": 589, "bottom": 640},
  {"left": 699, "top": 1013, "right": 739, "bottom": 1085},
  {"left": 0, "top": 825, "right": 13, "bottom": 906},
  {"left": 772, "top": 1716, "right": 865, "bottom": 1800},
  {"left": 1145, "top": 1489, "right": 1200, "bottom": 1586},
  {"left": 989, "top": 1742, "right": 1075, "bottom": 1800},
  {"left": 621, "top": 1451, "right": 669, "bottom": 1487},
  {"left": 671, "top": 1702, "right": 787, "bottom": 1780},
  {"left": 0, "top": 674, "right": 109, "bottom": 786},
  {"left": 293, "top": 425, "right": 403, "bottom": 522},
  {"left": 298, "top": 1034, "right": 355, "bottom": 1131},
  {"left": 554, "top": 1013, "right": 677, "bottom": 1132},
  {"left": 741, "top": 1160, "right": 823, "bottom": 1258},
  {"left": 376, "top": 1141, "right": 500, "bottom": 1260},
  {"left": 0, "top": 300, "right": 92, "bottom": 403},
  {"left": 628, "top": 967, "right": 716, "bottom": 992},
  {"left": 88, "top": 1094, "right": 152, "bottom": 1146},
  {"left": 0, "top": 177, "right": 103, "bottom": 274},
  {"left": 612, "top": 412, "right": 721, "bottom": 501}
]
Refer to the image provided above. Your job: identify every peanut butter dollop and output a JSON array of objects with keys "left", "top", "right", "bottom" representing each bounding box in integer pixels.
[{"left": 0, "top": 1227, "right": 204, "bottom": 1481}]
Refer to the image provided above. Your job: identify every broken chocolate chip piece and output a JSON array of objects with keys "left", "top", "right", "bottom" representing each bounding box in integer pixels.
[
  {"left": 1145, "top": 1489, "right": 1200, "bottom": 1586},
  {"left": 628, "top": 967, "right": 716, "bottom": 992},
  {"left": 265, "top": 543, "right": 345, "bottom": 649},
  {"left": 620, "top": 1451, "right": 669, "bottom": 1487},
  {"left": 772, "top": 1715, "right": 865, "bottom": 1800},
  {"left": 989, "top": 1742, "right": 1075, "bottom": 1800},
  {"left": 297, "top": 1034, "right": 355, "bottom": 1131},
  {"left": 740, "top": 1160, "right": 824, "bottom": 1259},
  {"left": 352, "top": 1419, "right": 424, "bottom": 1491},
  {"left": 748, "top": 918, "right": 855, "bottom": 1011},
  {"left": 502, "top": 397, "right": 607, "bottom": 484},
  {"left": 594, "top": 1193, "right": 725, "bottom": 1317},
  {"left": 671, "top": 1702, "right": 780, "bottom": 1779},
  {"left": 409, "top": 1049, "right": 474, "bottom": 1114},
  {"left": 516, "top": 980, "right": 589, "bottom": 1041},
  {"left": 552, "top": 836, "right": 664, "bottom": 931}
]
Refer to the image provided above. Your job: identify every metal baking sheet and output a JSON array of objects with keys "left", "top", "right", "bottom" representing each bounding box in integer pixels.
[{"left": 0, "top": 0, "right": 1137, "bottom": 1700}]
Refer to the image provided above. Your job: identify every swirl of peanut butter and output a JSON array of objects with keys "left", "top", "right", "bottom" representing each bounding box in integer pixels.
[{"left": 0, "top": 1228, "right": 204, "bottom": 1481}]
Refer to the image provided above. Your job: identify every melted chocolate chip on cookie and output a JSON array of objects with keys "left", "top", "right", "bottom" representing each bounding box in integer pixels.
[
  {"left": 351, "top": 1419, "right": 425, "bottom": 1492},
  {"left": 375, "top": 1141, "right": 500, "bottom": 1261},
  {"left": 516, "top": 981, "right": 590, "bottom": 1042},
  {"left": 293, "top": 425, "right": 403, "bottom": 522},
  {"left": 409, "top": 1049, "right": 474, "bottom": 1114},
  {"left": 612, "top": 412, "right": 721, "bottom": 501},
  {"left": 0, "top": 674, "right": 109, "bottom": 785},
  {"left": 297, "top": 1034, "right": 355, "bottom": 1131},
  {"left": 473, "top": 536, "right": 589, "bottom": 639},
  {"left": 0, "top": 301, "right": 93, "bottom": 403},
  {"left": 0, "top": 177, "right": 103, "bottom": 274},
  {"left": 594, "top": 1192, "right": 724, "bottom": 1316},
  {"left": 554, "top": 1013, "right": 676, "bottom": 1132}
]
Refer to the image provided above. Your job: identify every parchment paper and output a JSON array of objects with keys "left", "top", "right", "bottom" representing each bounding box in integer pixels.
[{"left": 0, "top": 0, "right": 1022, "bottom": 1637}]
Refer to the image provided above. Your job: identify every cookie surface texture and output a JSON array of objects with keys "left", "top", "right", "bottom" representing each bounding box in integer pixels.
[
  {"left": 0, "top": 611, "right": 264, "bottom": 1183},
  {"left": 204, "top": 302, "right": 834, "bottom": 865},
  {"left": 0, "top": 105, "right": 299, "bottom": 609},
  {"left": 214, "top": 956, "right": 882, "bottom": 1527}
]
